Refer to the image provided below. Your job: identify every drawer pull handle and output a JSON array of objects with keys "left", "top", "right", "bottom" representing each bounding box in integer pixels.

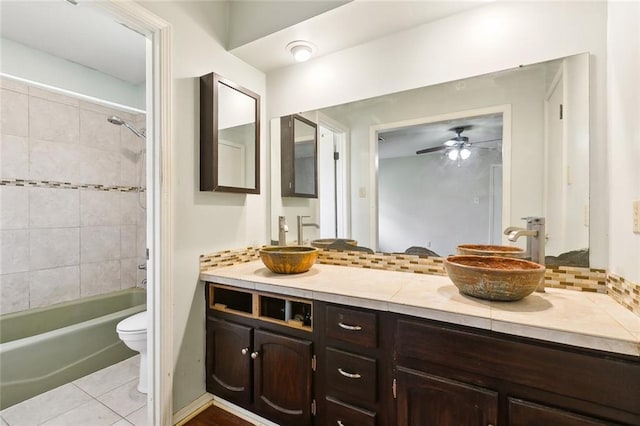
[
  {"left": 338, "top": 322, "right": 362, "bottom": 331},
  {"left": 338, "top": 368, "right": 362, "bottom": 379},
  {"left": 337, "top": 421, "right": 345, "bottom": 426}
]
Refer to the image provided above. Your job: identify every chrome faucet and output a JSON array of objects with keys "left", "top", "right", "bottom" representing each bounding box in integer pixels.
[
  {"left": 278, "top": 216, "right": 288, "bottom": 246},
  {"left": 504, "top": 217, "right": 546, "bottom": 292},
  {"left": 297, "top": 215, "right": 319, "bottom": 245}
]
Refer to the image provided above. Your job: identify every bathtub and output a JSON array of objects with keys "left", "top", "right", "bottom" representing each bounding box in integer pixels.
[{"left": 0, "top": 288, "right": 146, "bottom": 409}]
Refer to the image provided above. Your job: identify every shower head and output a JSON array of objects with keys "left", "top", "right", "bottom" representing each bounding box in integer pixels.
[{"left": 107, "top": 115, "right": 146, "bottom": 139}]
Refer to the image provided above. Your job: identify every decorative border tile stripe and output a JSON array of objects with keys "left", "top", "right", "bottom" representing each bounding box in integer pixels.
[
  {"left": 317, "top": 250, "right": 448, "bottom": 275},
  {"left": 544, "top": 265, "right": 607, "bottom": 293},
  {"left": 607, "top": 273, "right": 640, "bottom": 316},
  {"left": 0, "top": 178, "right": 144, "bottom": 193},
  {"left": 200, "top": 246, "right": 262, "bottom": 269}
]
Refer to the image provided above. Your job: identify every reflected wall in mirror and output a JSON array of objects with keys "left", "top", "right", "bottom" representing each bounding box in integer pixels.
[
  {"left": 200, "top": 72, "right": 260, "bottom": 193},
  {"left": 281, "top": 114, "right": 318, "bottom": 198},
  {"left": 270, "top": 53, "right": 590, "bottom": 265}
]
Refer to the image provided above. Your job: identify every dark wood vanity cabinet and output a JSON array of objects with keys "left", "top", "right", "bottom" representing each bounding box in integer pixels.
[
  {"left": 205, "top": 284, "right": 640, "bottom": 425},
  {"left": 205, "top": 284, "right": 315, "bottom": 425},
  {"left": 394, "top": 317, "right": 640, "bottom": 426}
]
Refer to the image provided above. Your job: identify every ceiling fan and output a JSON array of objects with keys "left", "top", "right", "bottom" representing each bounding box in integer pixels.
[{"left": 415, "top": 126, "right": 501, "bottom": 161}]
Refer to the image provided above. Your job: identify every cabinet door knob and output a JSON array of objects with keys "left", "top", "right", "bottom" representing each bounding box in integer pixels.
[
  {"left": 338, "top": 322, "right": 362, "bottom": 331},
  {"left": 337, "top": 421, "right": 345, "bottom": 426},
  {"left": 338, "top": 368, "right": 362, "bottom": 379},
  {"left": 251, "top": 351, "right": 259, "bottom": 359},
  {"left": 241, "top": 348, "right": 249, "bottom": 355}
]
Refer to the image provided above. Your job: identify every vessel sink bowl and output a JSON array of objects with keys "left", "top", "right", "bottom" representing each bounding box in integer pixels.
[
  {"left": 310, "top": 238, "right": 357, "bottom": 249},
  {"left": 456, "top": 244, "right": 526, "bottom": 258},
  {"left": 444, "top": 255, "right": 545, "bottom": 301},
  {"left": 260, "top": 246, "right": 319, "bottom": 274}
]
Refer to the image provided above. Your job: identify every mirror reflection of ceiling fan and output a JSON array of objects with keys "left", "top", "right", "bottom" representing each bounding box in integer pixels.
[{"left": 415, "top": 126, "right": 501, "bottom": 162}]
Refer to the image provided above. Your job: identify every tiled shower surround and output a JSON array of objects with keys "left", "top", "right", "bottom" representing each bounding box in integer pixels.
[
  {"left": 0, "top": 77, "right": 146, "bottom": 315},
  {"left": 200, "top": 247, "right": 640, "bottom": 318}
]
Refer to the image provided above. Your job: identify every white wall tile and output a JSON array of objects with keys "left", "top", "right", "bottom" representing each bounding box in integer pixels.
[
  {"left": 29, "top": 97, "right": 79, "bottom": 144},
  {"left": 120, "top": 258, "right": 138, "bottom": 289},
  {"left": 80, "top": 190, "right": 121, "bottom": 226},
  {"left": 29, "top": 265, "right": 80, "bottom": 308},
  {"left": 79, "top": 146, "right": 121, "bottom": 186},
  {"left": 0, "top": 186, "right": 29, "bottom": 229},
  {"left": 30, "top": 139, "right": 83, "bottom": 183},
  {"left": 1, "top": 89, "right": 28, "bottom": 137},
  {"left": 0, "top": 134, "right": 28, "bottom": 179},
  {"left": 0, "top": 230, "right": 29, "bottom": 274},
  {"left": 80, "top": 109, "right": 120, "bottom": 151},
  {"left": 0, "top": 272, "right": 29, "bottom": 314},
  {"left": 29, "top": 86, "right": 80, "bottom": 107},
  {"left": 81, "top": 226, "right": 120, "bottom": 263},
  {"left": 80, "top": 260, "right": 120, "bottom": 297},
  {"left": 120, "top": 225, "right": 137, "bottom": 259},
  {"left": 29, "top": 187, "right": 79, "bottom": 228},
  {"left": 121, "top": 149, "right": 142, "bottom": 188},
  {"left": 0, "top": 77, "right": 28, "bottom": 94},
  {"left": 0, "top": 382, "right": 90, "bottom": 426},
  {"left": 120, "top": 192, "right": 140, "bottom": 225},
  {"left": 30, "top": 228, "right": 79, "bottom": 270}
]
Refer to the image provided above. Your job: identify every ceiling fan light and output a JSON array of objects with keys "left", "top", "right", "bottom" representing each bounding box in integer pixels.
[
  {"left": 460, "top": 148, "right": 471, "bottom": 160},
  {"left": 444, "top": 139, "right": 457, "bottom": 147},
  {"left": 448, "top": 149, "right": 459, "bottom": 161}
]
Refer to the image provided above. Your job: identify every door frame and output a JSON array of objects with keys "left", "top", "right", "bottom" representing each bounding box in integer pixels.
[
  {"left": 92, "top": 2, "right": 173, "bottom": 425},
  {"left": 368, "top": 105, "right": 512, "bottom": 251}
]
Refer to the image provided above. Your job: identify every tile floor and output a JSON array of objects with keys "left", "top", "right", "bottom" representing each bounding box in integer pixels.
[{"left": 0, "top": 355, "right": 146, "bottom": 426}]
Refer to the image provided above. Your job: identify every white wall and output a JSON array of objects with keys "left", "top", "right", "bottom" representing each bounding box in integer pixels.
[
  {"left": 267, "top": 1, "right": 608, "bottom": 267},
  {"left": 138, "top": 1, "right": 268, "bottom": 413},
  {"left": 0, "top": 38, "right": 145, "bottom": 110},
  {"left": 607, "top": 2, "right": 640, "bottom": 283}
]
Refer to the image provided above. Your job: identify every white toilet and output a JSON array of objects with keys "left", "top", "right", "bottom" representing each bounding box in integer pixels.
[{"left": 116, "top": 311, "right": 148, "bottom": 394}]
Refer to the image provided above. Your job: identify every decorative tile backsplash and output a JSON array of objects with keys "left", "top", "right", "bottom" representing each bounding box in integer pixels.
[
  {"left": 0, "top": 178, "right": 141, "bottom": 193},
  {"left": 607, "top": 273, "right": 640, "bottom": 315},
  {"left": 200, "top": 246, "right": 638, "bottom": 317}
]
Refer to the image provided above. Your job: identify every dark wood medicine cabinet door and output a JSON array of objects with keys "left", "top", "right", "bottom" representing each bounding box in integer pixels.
[
  {"left": 281, "top": 114, "right": 318, "bottom": 198},
  {"left": 200, "top": 72, "right": 260, "bottom": 194}
]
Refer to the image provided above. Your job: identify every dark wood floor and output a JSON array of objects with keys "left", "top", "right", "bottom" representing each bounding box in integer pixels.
[{"left": 183, "top": 404, "right": 254, "bottom": 426}]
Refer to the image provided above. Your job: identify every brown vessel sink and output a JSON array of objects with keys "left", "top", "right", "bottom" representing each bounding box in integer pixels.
[
  {"left": 310, "top": 238, "right": 357, "bottom": 249},
  {"left": 259, "top": 246, "right": 319, "bottom": 274},
  {"left": 444, "top": 255, "right": 545, "bottom": 301}
]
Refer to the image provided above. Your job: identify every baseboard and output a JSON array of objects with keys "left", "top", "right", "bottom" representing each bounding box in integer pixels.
[
  {"left": 212, "top": 396, "right": 279, "bottom": 426},
  {"left": 172, "top": 393, "right": 214, "bottom": 425}
]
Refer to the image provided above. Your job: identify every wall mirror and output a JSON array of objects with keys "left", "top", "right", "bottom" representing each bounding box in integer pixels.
[
  {"left": 200, "top": 72, "right": 260, "bottom": 193},
  {"left": 270, "top": 53, "right": 590, "bottom": 266},
  {"left": 281, "top": 114, "right": 318, "bottom": 198}
]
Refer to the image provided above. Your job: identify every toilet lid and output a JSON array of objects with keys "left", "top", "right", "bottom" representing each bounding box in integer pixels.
[{"left": 117, "top": 311, "right": 147, "bottom": 333}]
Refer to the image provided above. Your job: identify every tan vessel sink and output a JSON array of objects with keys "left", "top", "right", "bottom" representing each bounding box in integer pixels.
[
  {"left": 456, "top": 244, "right": 526, "bottom": 258},
  {"left": 259, "top": 246, "right": 319, "bottom": 274},
  {"left": 444, "top": 255, "right": 545, "bottom": 301}
]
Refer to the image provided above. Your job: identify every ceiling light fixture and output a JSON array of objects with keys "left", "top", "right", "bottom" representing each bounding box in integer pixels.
[{"left": 286, "top": 41, "right": 315, "bottom": 63}]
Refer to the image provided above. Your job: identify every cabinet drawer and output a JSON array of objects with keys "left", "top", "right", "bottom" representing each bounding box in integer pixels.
[
  {"left": 326, "top": 305, "right": 377, "bottom": 348},
  {"left": 326, "top": 347, "right": 377, "bottom": 404},
  {"left": 326, "top": 397, "right": 376, "bottom": 426}
]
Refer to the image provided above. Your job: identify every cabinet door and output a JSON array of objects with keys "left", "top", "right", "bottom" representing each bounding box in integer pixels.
[
  {"left": 206, "top": 317, "right": 252, "bottom": 405},
  {"left": 508, "top": 398, "right": 612, "bottom": 426},
  {"left": 253, "top": 329, "right": 313, "bottom": 425},
  {"left": 396, "top": 367, "right": 498, "bottom": 426}
]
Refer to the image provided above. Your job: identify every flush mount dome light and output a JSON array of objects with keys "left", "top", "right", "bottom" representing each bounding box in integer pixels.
[{"left": 287, "top": 41, "right": 315, "bottom": 62}]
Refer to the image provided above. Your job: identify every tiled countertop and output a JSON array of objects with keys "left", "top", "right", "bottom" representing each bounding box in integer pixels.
[{"left": 200, "top": 261, "right": 640, "bottom": 357}]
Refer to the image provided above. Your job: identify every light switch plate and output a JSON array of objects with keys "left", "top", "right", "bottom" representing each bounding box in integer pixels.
[{"left": 633, "top": 200, "right": 640, "bottom": 234}]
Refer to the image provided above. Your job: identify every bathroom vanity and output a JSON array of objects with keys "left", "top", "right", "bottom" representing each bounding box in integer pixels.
[{"left": 201, "top": 262, "right": 640, "bottom": 425}]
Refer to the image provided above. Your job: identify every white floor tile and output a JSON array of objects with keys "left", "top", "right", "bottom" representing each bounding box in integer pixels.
[
  {"left": 125, "top": 406, "right": 146, "bottom": 426},
  {"left": 73, "top": 355, "right": 140, "bottom": 397},
  {"left": 111, "top": 419, "right": 133, "bottom": 426},
  {"left": 97, "top": 379, "right": 146, "bottom": 418},
  {"left": 40, "top": 400, "right": 121, "bottom": 426},
  {"left": 1, "top": 416, "right": 9, "bottom": 426},
  {"left": 0, "top": 383, "right": 91, "bottom": 426}
]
